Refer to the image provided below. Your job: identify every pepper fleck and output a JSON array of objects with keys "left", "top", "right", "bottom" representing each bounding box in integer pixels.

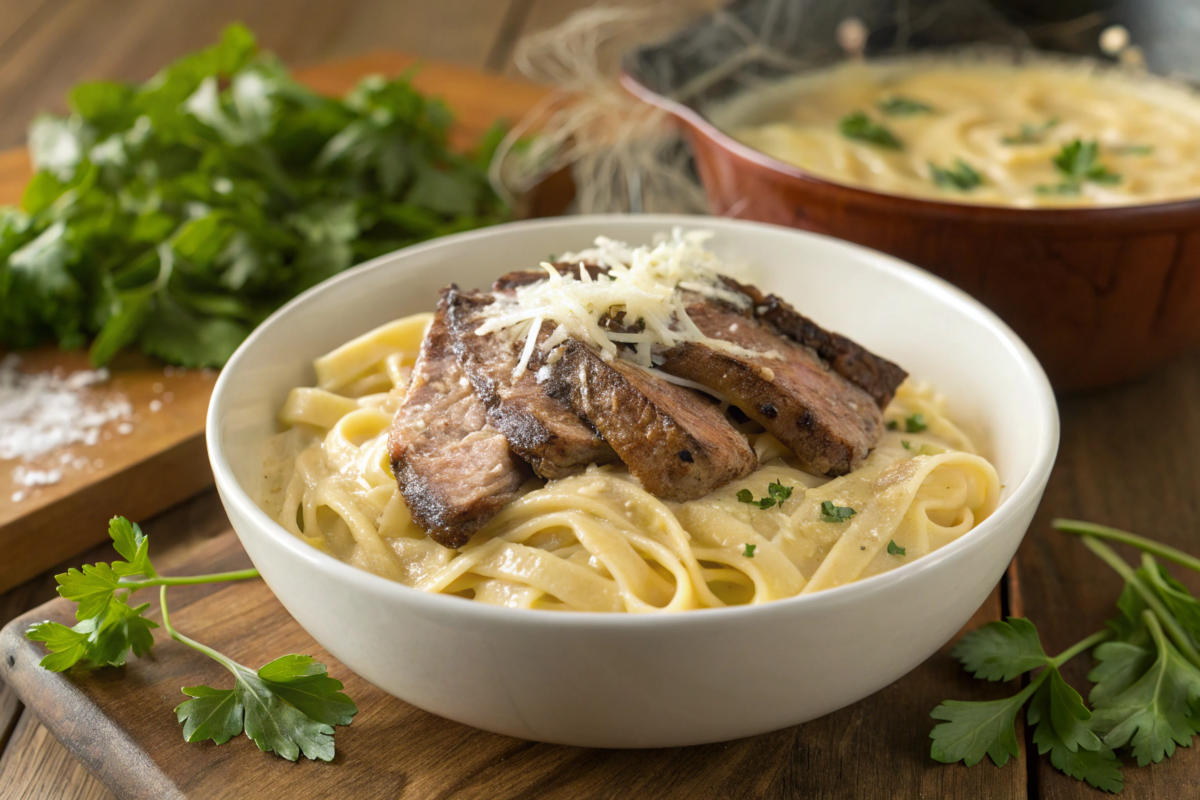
[{"left": 678, "top": 450, "right": 694, "bottom": 463}]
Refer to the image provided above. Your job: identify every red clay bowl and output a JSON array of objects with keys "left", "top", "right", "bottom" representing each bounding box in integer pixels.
[{"left": 620, "top": 75, "right": 1200, "bottom": 392}]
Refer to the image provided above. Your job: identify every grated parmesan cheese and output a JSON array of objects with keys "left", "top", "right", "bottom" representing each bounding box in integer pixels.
[{"left": 474, "top": 228, "right": 778, "bottom": 377}]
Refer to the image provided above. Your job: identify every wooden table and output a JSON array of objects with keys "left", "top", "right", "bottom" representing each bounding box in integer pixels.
[{"left": 2, "top": 1, "right": 1200, "bottom": 798}]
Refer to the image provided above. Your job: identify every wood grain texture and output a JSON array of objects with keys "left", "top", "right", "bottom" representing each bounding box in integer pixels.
[
  {"left": 0, "top": 519, "right": 1023, "bottom": 800},
  {"left": 0, "top": 0, "right": 522, "bottom": 149},
  {"left": 1018, "top": 349, "right": 1200, "bottom": 798},
  {"left": 0, "top": 52, "right": 549, "bottom": 595}
]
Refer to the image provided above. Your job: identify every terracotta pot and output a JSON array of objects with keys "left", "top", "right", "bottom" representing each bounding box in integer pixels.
[
  {"left": 624, "top": 71, "right": 1200, "bottom": 391},
  {"left": 620, "top": 76, "right": 1200, "bottom": 391}
]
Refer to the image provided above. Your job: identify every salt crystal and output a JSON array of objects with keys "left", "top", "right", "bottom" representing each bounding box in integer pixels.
[
  {"left": 149, "top": 399, "right": 163, "bottom": 412},
  {"left": 13, "top": 466, "right": 63, "bottom": 487},
  {"left": 164, "top": 366, "right": 175, "bottom": 377},
  {"left": 92, "top": 459, "right": 104, "bottom": 469},
  {"left": 162, "top": 391, "right": 174, "bottom": 402},
  {"left": 0, "top": 354, "right": 132, "bottom": 462},
  {"left": 152, "top": 382, "right": 164, "bottom": 393},
  {"left": 11, "top": 491, "right": 24, "bottom": 502},
  {"left": 117, "top": 422, "right": 133, "bottom": 435}
]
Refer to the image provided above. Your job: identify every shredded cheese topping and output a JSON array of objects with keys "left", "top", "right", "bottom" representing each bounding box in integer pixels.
[{"left": 474, "top": 228, "right": 777, "bottom": 377}]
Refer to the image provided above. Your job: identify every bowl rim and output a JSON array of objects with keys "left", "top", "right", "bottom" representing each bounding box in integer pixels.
[
  {"left": 619, "top": 70, "right": 1200, "bottom": 223},
  {"left": 207, "top": 213, "right": 1059, "bottom": 628}
]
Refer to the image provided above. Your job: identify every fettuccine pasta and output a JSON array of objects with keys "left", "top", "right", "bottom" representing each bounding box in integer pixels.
[{"left": 260, "top": 313, "right": 1000, "bottom": 612}]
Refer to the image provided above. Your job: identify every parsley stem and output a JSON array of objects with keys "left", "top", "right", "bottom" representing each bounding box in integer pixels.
[
  {"left": 1054, "top": 519, "right": 1200, "bottom": 575},
  {"left": 158, "top": 585, "right": 241, "bottom": 675},
  {"left": 1050, "top": 629, "right": 1111, "bottom": 667},
  {"left": 120, "top": 568, "right": 260, "bottom": 590},
  {"left": 1081, "top": 536, "right": 1200, "bottom": 671}
]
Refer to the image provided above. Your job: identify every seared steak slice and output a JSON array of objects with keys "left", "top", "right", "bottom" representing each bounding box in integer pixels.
[
  {"left": 721, "top": 277, "right": 906, "bottom": 408},
  {"left": 389, "top": 296, "right": 528, "bottom": 548},
  {"left": 545, "top": 339, "right": 757, "bottom": 501},
  {"left": 445, "top": 289, "right": 617, "bottom": 478},
  {"left": 492, "top": 262, "right": 606, "bottom": 293},
  {"left": 658, "top": 299, "right": 883, "bottom": 476}
]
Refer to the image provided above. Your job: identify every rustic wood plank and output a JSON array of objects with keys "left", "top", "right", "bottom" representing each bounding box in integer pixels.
[
  {"left": 0, "top": 0, "right": 520, "bottom": 149},
  {"left": 1018, "top": 349, "right": 1200, "bottom": 797},
  {"left": 0, "top": 710, "right": 116, "bottom": 800},
  {"left": 0, "top": 507, "right": 1023, "bottom": 800}
]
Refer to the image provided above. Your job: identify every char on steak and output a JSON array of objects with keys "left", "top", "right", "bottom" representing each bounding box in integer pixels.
[
  {"left": 721, "top": 277, "right": 907, "bottom": 408},
  {"left": 657, "top": 295, "right": 889, "bottom": 476},
  {"left": 388, "top": 295, "right": 529, "bottom": 548},
  {"left": 445, "top": 288, "right": 617, "bottom": 478},
  {"left": 544, "top": 339, "right": 758, "bottom": 501}
]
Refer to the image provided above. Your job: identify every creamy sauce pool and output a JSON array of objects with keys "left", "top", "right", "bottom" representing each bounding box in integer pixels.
[{"left": 715, "top": 58, "right": 1200, "bottom": 208}]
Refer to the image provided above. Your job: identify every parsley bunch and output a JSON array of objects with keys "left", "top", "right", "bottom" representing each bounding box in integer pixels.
[
  {"left": 931, "top": 520, "right": 1200, "bottom": 793},
  {"left": 27, "top": 517, "right": 357, "bottom": 761},
  {"left": 0, "top": 24, "right": 507, "bottom": 368}
]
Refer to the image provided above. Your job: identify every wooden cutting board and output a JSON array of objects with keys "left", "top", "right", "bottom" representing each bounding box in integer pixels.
[
  {"left": 0, "top": 53, "right": 552, "bottom": 594},
  {"left": 0, "top": 525, "right": 1022, "bottom": 800}
]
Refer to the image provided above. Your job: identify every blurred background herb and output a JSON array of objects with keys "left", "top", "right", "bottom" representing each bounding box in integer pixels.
[{"left": 0, "top": 24, "right": 508, "bottom": 368}]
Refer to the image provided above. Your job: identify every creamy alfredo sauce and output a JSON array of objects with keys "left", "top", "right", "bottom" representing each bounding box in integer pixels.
[{"left": 714, "top": 57, "right": 1200, "bottom": 208}]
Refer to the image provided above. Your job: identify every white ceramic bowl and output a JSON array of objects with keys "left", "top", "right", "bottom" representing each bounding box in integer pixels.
[{"left": 207, "top": 215, "right": 1058, "bottom": 748}]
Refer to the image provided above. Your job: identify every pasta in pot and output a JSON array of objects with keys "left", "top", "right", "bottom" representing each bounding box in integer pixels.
[
  {"left": 259, "top": 312, "right": 1001, "bottom": 612},
  {"left": 714, "top": 55, "right": 1200, "bottom": 208}
]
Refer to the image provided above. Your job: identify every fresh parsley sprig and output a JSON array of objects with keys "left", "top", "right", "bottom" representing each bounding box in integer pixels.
[
  {"left": 838, "top": 111, "right": 903, "bottom": 149},
  {"left": 931, "top": 520, "right": 1200, "bottom": 793},
  {"left": 26, "top": 516, "right": 357, "bottom": 761}
]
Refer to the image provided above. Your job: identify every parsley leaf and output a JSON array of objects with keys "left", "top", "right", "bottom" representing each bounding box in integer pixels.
[
  {"left": 887, "top": 540, "right": 906, "bottom": 556},
  {"left": 1001, "top": 117, "right": 1059, "bottom": 145},
  {"left": 1089, "top": 609, "right": 1200, "bottom": 766},
  {"left": 929, "top": 159, "right": 983, "bottom": 191},
  {"left": 877, "top": 96, "right": 933, "bottom": 116},
  {"left": 951, "top": 618, "right": 1050, "bottom": 681},
  {"left": 743, "top": 543, "right": 757, "bottom": 558},
  {"left": 930, "top": 683, "right": 1036, "bottom": 767},
  {"left": 177, "top": 654, "right": 357, "bottom": 762},
  {"left": 838, "top": 111, "right": 903, "bottom": 149},
  {"left": 737, "top": 484, "right": 792, "bottom": 510},
  {"left": 819, "top": 500, "right": 857, "bottom": 523},
  {"left": 1039, "top": 139, "right": 1121, "bottom": 194},
  {"left": 1028, "top": 671, "right": 1124, "bottom": 793}
]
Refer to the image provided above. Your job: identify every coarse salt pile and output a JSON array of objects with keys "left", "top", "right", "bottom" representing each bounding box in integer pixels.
[{"left": 1, "top": 354, "right": 133, "bottom": 500}]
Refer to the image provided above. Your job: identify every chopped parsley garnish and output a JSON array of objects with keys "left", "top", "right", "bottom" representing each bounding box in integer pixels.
[
  {"left": 819, "top": 500, "right": 857, "bottom": 523},
  {"left": 838, "top": 111, "right": 903, "bottom": 149},
  {"left": 736, "top": 481, "right": 794, "bottom": 510},
  {"left": 904, "top": 413, "right": 927, "bottom": 433},
  {"left": 902, "top": 440, "right": 913, "bottom": 450},
  {"left": 886, "top": 420, "right": 899, "bottom": 431},
  {"left": 929, "top": 159, "right": 983, "bottom": 191},
  {"left": 1001, "top": 117, "right": 1059, "bottom": 145},
  {"left": 887, "top": 540, "right": 906, "bottom": 556},
  {"left": 877, "top": 95, "right": 933, "bottom": 116},
  {"left": 743, "top": 543, "right": 757, "bottom": 558},
  {"left": 1038, "top": 139, "right": 1121, "bottom": 194},
  {"left": 25, "top": 517, "right": 357, "bottom": 761}
]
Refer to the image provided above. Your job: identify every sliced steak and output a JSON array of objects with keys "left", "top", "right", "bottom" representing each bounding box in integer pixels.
[
  {"left": 445, "top": 289, "right": 617, "bottom": 479},
  {"left": 389, "top": 296, "right": 528, "bottom": 548},
  {"left": 658, "top": 298, "right": 883, "bottom": 476},
  {"left": 720, "top": 277, "right": 907, "bottom": 408},
  {"left": 545, "top": 339, "right": 757, "bottom": 501},
  {"left": 492, "top": 262, "right": 606, "bottom": 293}
]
